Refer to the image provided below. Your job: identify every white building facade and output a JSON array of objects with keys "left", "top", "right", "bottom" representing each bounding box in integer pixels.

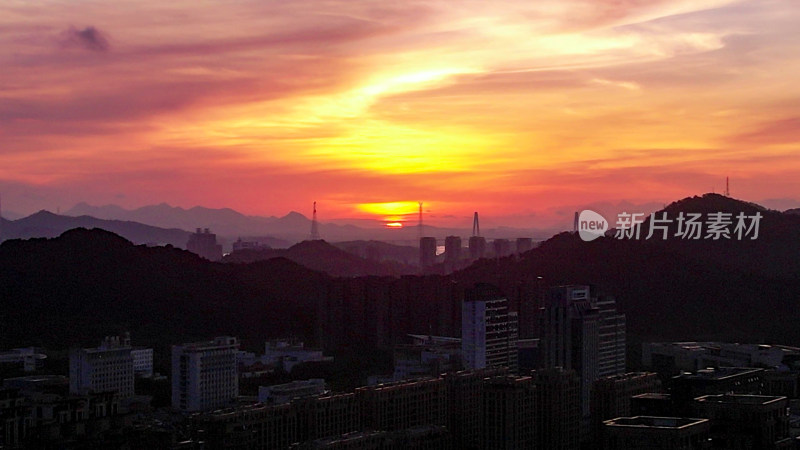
[
  {"left": 131, "top": 348, "right": 154, "bottom": 378},
  {"left": 172, "top": 336, "right": 239, "bottom": 412},
  {"left": 69, "top": 336, "right": 134, "bottom": 398}
]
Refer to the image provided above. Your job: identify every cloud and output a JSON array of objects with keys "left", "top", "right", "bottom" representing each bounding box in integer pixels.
[
  {"left": 730, "top": 117, "right": 800, "bottom": 145},
  {"left": 60, "top": 26, "right": 110, "bottom": 52}
]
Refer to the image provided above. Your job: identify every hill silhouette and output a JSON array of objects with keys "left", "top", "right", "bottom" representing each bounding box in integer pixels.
[
  {"left": 455, "top": 194, "right": 800, "bottom": 346},
  {"left": 0, "top": 210, "right": 191, "bottom": 248},
  {"left": 0, "top": 228, "right": 326, "bottom": 351},
  {"left": 221, "top": 239, "right": 417, "bottom": 277},
  {"left": 1, "top": 194, "right": 799, "bottom": 368}
]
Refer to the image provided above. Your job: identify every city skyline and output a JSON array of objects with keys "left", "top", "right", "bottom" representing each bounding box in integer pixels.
[{"left": 2, "top": 0, "right": 799, "bottom": 227}]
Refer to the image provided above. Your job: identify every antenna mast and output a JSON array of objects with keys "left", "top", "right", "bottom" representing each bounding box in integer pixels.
[
  {"left": 310, "top": 201, "right": 320, "bottom": 240},
  {"left": 724, "top": 177, "right": 730, "bottom": 197},
  {"left": 418, "top": 202, "right": 424, "bottom": 240}
]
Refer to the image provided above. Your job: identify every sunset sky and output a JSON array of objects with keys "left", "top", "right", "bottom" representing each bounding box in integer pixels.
[{"left": 1, "top": 0, "right": 799, "bottom": 229}]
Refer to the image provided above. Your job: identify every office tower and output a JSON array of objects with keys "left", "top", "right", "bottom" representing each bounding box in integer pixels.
[
  {"left": 69, "top": 335, "right": 134, "bottom": 398},
  {"left": 419, "top": 237, "right": 437, "bottom": 267},
  {"left": 469, "top": 236, "right": 487, "bottom": 259},
  {"left": 444, "top": 235, "right": 462, "bottom": 264},
  {"left": 540, "top": 285, "right": 599, "bottom": 420},
  {"left": 462, "top": 284, "right": 518, "bottom": 373},
  {"left": 515, "top": 237, "right": 533, "bottom": 254},
  {"left": 694, "top": 394, "right": 791, "bottom": 449},
  {"left": 597, "top": 296, "right": 626, "bottom": 377},
  {"left": 186, "top": 227, "right": 223, "bottom": 261},
  {"left": 172, "top": 336, "right": 239, "bottom": 412},
  {"left": 532, "top": 368, "right": 581, "bottom": 450},
  {"left": 482, "top": 375, "right": 536, "bottom": 450},
  {"left": 591, "top": 372, "right": 661, "bottom": 444},
  {"left": 603, "top": 417, "right": 711, "bottom": 450}
]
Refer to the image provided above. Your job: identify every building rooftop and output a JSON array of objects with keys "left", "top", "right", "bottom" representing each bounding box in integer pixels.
[
  {"left": 605, "top": 416, "right": 708, "bottom": 429},
  {"left": 675, "top": 366, "right": 762, "bottom": 381},
  {"left": 178, "top": 336, "right": 238, "bottom": 350},
  {"left": 632, "top": 392, "right": 671, "bottom": 400},
  {"left": 695, "top": 394, "right": 787, "bottom": 406}
]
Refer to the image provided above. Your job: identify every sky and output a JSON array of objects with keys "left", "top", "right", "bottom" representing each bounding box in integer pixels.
[{"left": 1, "top": 0, "right": 799, "bottom": 229}]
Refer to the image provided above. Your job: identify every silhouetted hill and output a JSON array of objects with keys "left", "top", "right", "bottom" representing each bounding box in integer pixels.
[
  {"left": 222, "top": 239, "right": 417, "bottom": 277},
  {"left": 455, "top": 193, "right": 800, "bottom": 346},
  {"left": 785, "top": 208, "right": 800, "bottom": 216},
  {"left": 2, "top": 193, "right": 800, "bottom": 367},
  {"left": 0, "top": 228, "right": 326, "bottom": 350},
  {"left": 1, "top": 210, "right": 191, "bottom": 247}
]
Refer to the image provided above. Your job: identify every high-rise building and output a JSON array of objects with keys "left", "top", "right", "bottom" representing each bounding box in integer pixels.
[
  {"left": 69, "top": 335, "right": 134, "bottom": 398},
  {"left": 482, "top": 375, "right": 536, "bottom": 450},
  {"left": 469, "top": 236, "right": 487, "bottom": 259},
  {"left": 532, "top": 368, "right": 581, "bottom": 450},
  {"left": 541, "top": 285, "right": 627, "bottom": 425},
  {"left": 419, "top": 237, "right": 437, "bottom": 268},
  {"left": 186, "top": 227, "right": 223, "bottom": 261},
  {"left": 541, "top": 285, "right": 599, "bottom": 420},
  {"left": 444, "top": 235, "right": 462, "bottom": 264},
  {"left": 172, "top": 336, "right": 239, "bottom": 412},
  {"left": 597, "top": 296, "right": 626, "bottom": 377},
  {"left": 462, "top": 284, "right": 518, "bottom": 373},
  {"left": 515, "top": 238, "right": 533, "bottom": 254},
  {"left": 444, "top": 368, "right": 507, "bottom": 450}
]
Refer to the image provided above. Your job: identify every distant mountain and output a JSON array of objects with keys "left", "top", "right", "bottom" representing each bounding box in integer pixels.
[
  {"left": 0, "top": 210, "right": 190, "bottom": 247},
  {"left": 63, "top": 202, "right": 547, "bottom": 244},
  {"left": 0, "top": 210, "right": 24, "bottom": 221},
  {"left": 64, "top": 202, "right": 383, "bottom": 244},
  {"left": 222, "top": 240, "right": 418, "bottom": 277},
  {"left": 0, "top": 228, "right": 326, "bottom": 350},
  {"left": 66, "top": 202, "right": 278, "bottom": 237},
  {"left": 5, "top": 193, "right": 798, "bottom": 366}
]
